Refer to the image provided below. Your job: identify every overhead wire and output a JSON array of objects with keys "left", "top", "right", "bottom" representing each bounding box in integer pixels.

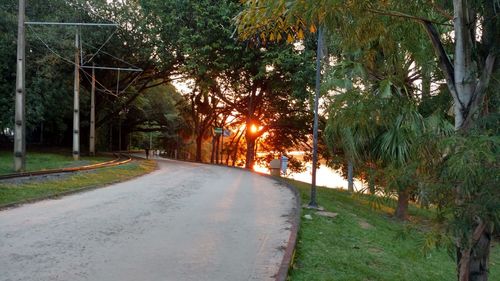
[
  {"left": 80, "top": 68, "right": 118, "bottom": 97},
  {"left": 27, "top": 24, "right": 76, "bottom": 66},
  {"left": 81, "top": 40, "right": 141, "bottom": 69},
  {"left": 28, "top": 24, "right": 120, "bottom": 97},
  {"left": 83, "top": 28, "right": 119, "bottom": 65},
  {"left": 27, "top": 24, "right": 143, "bottom": 97}
]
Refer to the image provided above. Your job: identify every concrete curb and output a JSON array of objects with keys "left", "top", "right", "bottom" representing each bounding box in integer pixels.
[{"left": 270, "top": 176, "right": 301, "bottom": 281}]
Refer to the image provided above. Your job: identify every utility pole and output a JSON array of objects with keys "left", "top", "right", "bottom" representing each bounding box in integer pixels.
[
  {"left": 89, "top": 64, "right": 96, "bottom": 156},
  {"left": 309, "top": 26, "right": 324, "bottom": 208},
  {"left": 14, "top": 0, "right": 26, "bottom": 172},
  {"left": 73, "top": 30, "right": 80, "bottom": 160},
  {"left": 118, "top": 117, "right": 122, "bottom": 151},
  {"left": 220, "top": 128, "right": 223, "bottom": 165}
]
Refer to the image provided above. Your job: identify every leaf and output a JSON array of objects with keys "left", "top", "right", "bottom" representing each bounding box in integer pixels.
[
  {"left": 309, "top": 24, "right": 317, "bottom": 33},
  {"left": 297, "top": 28, "right": 304, "bottom": 39},
  {"left": 379, "top": 80, "right": 392, "bottom": 98}
]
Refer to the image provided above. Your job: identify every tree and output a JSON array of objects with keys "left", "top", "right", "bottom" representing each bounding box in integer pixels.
[
  {"left": 237, "top": 1, "right": 499, "bottom": 279},
  {"left": 142, "top": 0, "right": 316, "bottom": 167}
]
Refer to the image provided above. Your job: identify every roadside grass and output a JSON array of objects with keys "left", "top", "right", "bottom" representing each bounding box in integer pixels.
[
  {"left": 0, "top": 151, "right": 112, "bottom": 175},
  {"left": 0, "top": 160, "right": 156, "bottom": 207},
  {"left": 285, "top": 179, "right": 500, "bottom": 281}
]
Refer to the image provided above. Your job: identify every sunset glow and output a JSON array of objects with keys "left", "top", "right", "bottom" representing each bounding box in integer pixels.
[{"left": 249, "top": 124, "right": 258, "bottom": 134}]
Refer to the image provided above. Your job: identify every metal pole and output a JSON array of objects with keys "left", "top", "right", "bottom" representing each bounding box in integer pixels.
[
  {"left": 309, "top": 26, "right": 323, "bottom": 208},
  {"left": 73, "top": 30, "right": 80, "bottom": 160},
  {"left": 129, "top": 132, "right": 132, "bottom": 151},
  {"left": 220, "top": 128, "right": 223, "bottom": 165},
  {"left": 118, "top": 118, "right": 122, "bottom": 151},
  {"left": 14, "top": 0, "right": 26, "bottom": 172},
  {"left": 89, "top": 64, "right": 96, "bottom": 156}
]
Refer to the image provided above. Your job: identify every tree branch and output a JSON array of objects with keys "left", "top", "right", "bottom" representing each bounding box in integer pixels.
[
  {"left": 367, "top": 8, "right": 452, "bottom": 27},
  {"left": 420, "top": 21, "right": 464, "bottom": 108},
  {"left": 461, "top": 52, "right": 496, "bottom": 130},
  {"left": 367, "top": 8, "right": 464, "bottom": 109},
  {"left": 425, "top": 0, "right": 454, "bottom": 21}
]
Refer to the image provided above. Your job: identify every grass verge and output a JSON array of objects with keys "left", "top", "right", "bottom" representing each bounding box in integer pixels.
[
  {"left": 0, "top": 160, "right": 156, "bottom": 207},
  {"left": 0, "top": 151, "right": 112, "bottom": 175},
  {"left": 285, "top": 179, "right": 500, "bottom": 281}
]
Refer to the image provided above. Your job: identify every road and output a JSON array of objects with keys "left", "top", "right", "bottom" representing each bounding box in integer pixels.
[{"left": 0, "top": 158, "right": 297, "bottom": 281}]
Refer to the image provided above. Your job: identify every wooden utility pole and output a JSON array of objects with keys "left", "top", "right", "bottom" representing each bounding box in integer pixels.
[
  {"left": 14, "top": 0, "right": 26, "bottom": 172},
  {"left": 89, "top": 64, "right": 95, "bottom": 156},
  {"left": 73, "top": 30, "right": 80, "bottom": 160}
]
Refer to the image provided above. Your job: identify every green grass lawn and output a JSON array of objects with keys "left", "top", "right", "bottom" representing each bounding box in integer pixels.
[
  {"left": 285, "top": 179, "right": 500, "bottom": 281},
  {"left": 0, "top": 160, "right": 156, "bottom": 207},
  {"left": 0, "top": 151, "right": 113, "bottom": 175}
]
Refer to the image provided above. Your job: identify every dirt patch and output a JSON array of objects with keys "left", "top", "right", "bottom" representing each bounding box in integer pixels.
[
  {"left": 368, "top": 247, "right": 384, "bottom": 254},
  {"left": 358, "top": 220, "right": 373, "bottom": 229},
  {"left": 316, "top": 211, "right": 338, "bottom": 219}
]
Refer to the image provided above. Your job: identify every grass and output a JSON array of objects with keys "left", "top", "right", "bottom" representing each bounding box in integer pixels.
[
  {"left": 0, "top": 160, "right": 157, "bottom": 207},
  {"left": 0, "top": 151, "right": 112, "bottom": 175},
  {"left": 285, "top": 179, "right": 500, "bottom": 281}
]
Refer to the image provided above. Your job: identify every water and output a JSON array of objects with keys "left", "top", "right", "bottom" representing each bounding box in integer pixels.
[{"left": 254, "top": 162, "right": 364, "bottom": 192}]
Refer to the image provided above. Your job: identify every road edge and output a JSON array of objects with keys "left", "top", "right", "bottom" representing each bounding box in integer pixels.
[{"left": 271, "top": 176, "right": 301, "bottom": 281}]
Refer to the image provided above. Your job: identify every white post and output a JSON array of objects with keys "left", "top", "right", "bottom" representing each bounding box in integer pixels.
[
  {"left": 73, "top": 30, "right": 80, "bottom": 160},
  {"left": 14, "top": 0, "right": 26, "bottom": 172}
]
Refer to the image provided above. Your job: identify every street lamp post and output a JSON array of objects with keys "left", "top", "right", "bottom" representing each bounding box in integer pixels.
[{"left": 309, "top": 26, "right": 324, "bottom": 208}]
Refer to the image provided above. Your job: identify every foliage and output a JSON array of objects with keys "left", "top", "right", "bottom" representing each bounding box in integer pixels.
[
  {"left": 141, "top": 0, "right": 317, "bottom": 166},
  {"left": 438, "top": 132, "right": 500, "bottom": 249},
  {"left": 238, "top": 0, "right": 499, "bottom": 279}
]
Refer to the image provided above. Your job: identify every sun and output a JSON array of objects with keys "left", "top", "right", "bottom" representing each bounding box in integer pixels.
[{"left": 250, "top": 124, "right": 258, "bottom": 134}]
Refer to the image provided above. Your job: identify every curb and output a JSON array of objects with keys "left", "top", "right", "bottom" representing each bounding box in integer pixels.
[{"left": 271, "top": 176, "right": 301, "bottom": 281}]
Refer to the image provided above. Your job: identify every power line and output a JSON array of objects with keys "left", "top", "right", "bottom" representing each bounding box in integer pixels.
[
  {"left": 80, "top": 68, "right": 118, "bottom": 97},
  {"left": 83, "top": 28, "right": 118, "bottom": 64},
  {"left": 25, "top": 21, "right": 118, "bottom": 27},
  {"left": 27, "top": 24, "right": 76, "bottom": 66},
  {"left": 80, "top": 65, "right": 142, "bottom": 72},
  {"left": 81, "top": 40, "right": 141, "bottom": 70}
]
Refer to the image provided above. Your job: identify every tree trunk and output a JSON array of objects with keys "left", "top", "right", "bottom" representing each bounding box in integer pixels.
[
  {"left": 395, "top": 189, "right": 409, "bottom": 220},
  {"left": 368, "top": 168, "right": 375, "bottom": 194},
  {"left": 347, "top": 161, "right": 354, "bottom": 192},
  {"left": 195, "top": 134, "right": 203, "bottom": 162},
  {"left": 457, "top": 223, "right": 492, "bottom": 281},
  {"left": 232, "top": 130, "right": 244, "bottom": 166},
  {"left": 245, "top": 134, "right": 256, "bottom": 169}
]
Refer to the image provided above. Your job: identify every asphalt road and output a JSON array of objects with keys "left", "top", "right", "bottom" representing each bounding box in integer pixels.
[{"left": 0, "top": 158, "right": 297, "bottom": 281}]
